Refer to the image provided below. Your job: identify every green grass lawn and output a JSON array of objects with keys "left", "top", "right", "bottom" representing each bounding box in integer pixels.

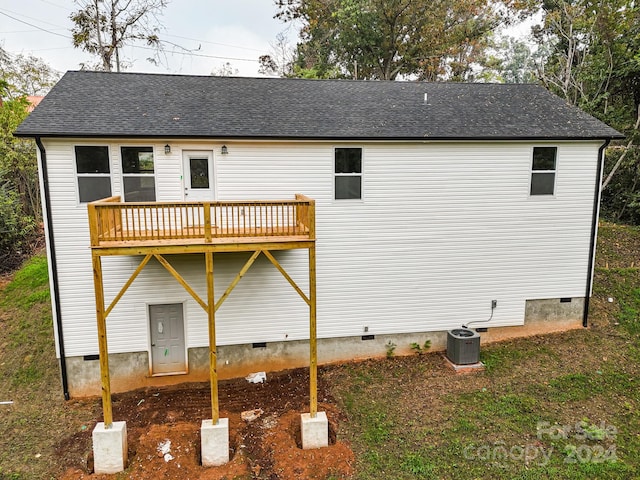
[
  {"left": 0, "top": 222, "right": 638, "bottom": 479},
  {"left": 325, "top": 222, "right": 640, "bottom": 479}
]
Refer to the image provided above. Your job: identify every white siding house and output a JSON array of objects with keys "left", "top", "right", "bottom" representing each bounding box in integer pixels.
[{"left": 17, "top": 72, "right": 622, "bottom": 397}]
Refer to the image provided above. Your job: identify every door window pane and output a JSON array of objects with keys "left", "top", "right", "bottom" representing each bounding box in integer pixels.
[{"left": 190, "top": 158, "right": 210, "bottom": 189}]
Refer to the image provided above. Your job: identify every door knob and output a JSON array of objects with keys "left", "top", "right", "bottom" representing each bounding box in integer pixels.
[{"left": 151, "top": 343, "right": 156, "bottom": 346}]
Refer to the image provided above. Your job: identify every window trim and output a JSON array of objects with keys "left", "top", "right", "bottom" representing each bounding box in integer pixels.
[
  {"left": 333, "top": 146, "right": 364, "bottom": 201},
  {"left": 73, "top": 144, "right": 113, "bottom": 205},
  {"left": 120, "top": 145, "right": 158, "bottom": 202},
  {"left": 529, "top": 145, "right": 558, "bottom": 197}
]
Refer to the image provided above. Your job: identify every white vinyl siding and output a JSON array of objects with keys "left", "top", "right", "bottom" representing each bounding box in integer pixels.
[{"left": 42, "top": 139, "right": 602, "bottom": 357}]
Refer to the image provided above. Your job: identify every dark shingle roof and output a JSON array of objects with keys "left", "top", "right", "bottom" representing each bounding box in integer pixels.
[{"left": 16, "top": 70, "right": 623, "bottom": 140}]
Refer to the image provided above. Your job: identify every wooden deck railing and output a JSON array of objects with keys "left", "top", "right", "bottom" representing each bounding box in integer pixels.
[{"left": 88, "top": 194, "right": 315, "bottom": 247}]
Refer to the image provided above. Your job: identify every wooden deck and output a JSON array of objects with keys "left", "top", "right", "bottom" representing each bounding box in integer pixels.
[
  {"left": 88, "top": 193, "right": 319, "bottom": 427},
  {"left": 88, "top": 194, "right": 315, "bottom": 254}
]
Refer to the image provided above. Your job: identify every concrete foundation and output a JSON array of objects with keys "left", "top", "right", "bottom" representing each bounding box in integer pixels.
[
  {"left": 92, "top": 421, "right": 127, "bottom": 474},
  {"left": 66, "top": 297, "right": 585, "bottom": 397},
  {"left": 301, "top": 412, "right": 329, "bottom": 449},
  {"left": 201, "top": 418, "right": 229, "bottom": 466}
]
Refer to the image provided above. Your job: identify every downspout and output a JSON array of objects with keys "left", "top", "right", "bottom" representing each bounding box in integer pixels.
[
  {"left": 583, "top": 139, "right": 611, "bottom": 328},
  {"left": 35, "top": 137, "right": 70, "bottom": 400}
]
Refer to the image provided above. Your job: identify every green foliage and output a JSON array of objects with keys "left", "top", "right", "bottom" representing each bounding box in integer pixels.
[
  {"left": 0, "top": 47, "right": 58, "bottom": 99},
  {"left": 400, "top": 453, "right": 435, "bottom": 477},
  {"left": 0, "top": 50, "right": 57, "bottom": 271},
  {"left": 362, "top": 410, "right": 393, "bottom": 445},
  {"left": 547, "top": 373, "right": 604, "bottom": 402},
  {"left": 385, "top": 340, "right": 396, "bottom": 358},
  {"left": 0, "top": 182, "right": 35, "bottom": 271},
  {"left": 601, "top": 148, "right": 640, "bottom": 225},
  {"left": 530, "top": 0, "right": 640, "bottom": 224},
  {"left": 410, "top": 340, "right": 431, "bottom": 355},
  {"left": 275, "top": 0, "right": 535, "bottom": 80}
]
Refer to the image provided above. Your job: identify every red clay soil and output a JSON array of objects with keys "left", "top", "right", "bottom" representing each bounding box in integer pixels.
[{"left": 58, "top": 367, "right": 354, "bottom": 480}]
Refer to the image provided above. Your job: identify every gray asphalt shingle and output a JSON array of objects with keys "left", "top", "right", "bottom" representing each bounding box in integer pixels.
[{"left": 15, "top": 70, "right": 623, "bottom": 140}]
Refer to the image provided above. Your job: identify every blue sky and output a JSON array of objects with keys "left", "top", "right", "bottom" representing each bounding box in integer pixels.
[{"left": 0, "top": 0, "right": 295, "bottom": 76}]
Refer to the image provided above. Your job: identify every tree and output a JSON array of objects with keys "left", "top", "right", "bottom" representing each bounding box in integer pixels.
[
  {"left": 274, "top": 0, "right": 536, "bottom": 81},
  {"left": 532, "top": 0, "right": 640, "bottom": 224},
  {"left": 70, "top": 0, "right": 168, "bottom": 72},
  {"left": 480, "top": 36, "right": 538, "bottom": 84},
  {"left": 212, "top": 62, "right": 239, "bottom": 77},
  {"left": 259, "top": 32, "right": 296, "bottom": 77},
  {"left": 0, "top": 49, "right": 58, "bottom": 99},
  {"left": 0, "top": 50, "right": 58, "bottom": 270},
  {"left": 0, "top": 85, "right": 37, "bottom": 271}
]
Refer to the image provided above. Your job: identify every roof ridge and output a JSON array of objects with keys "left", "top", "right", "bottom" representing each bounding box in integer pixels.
[{"left": 63, "top": 70, "right": 544, "bottom": 87}]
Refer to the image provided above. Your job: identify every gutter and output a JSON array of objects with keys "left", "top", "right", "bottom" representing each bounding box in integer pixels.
[
  {"left": 583, "top": 139, "right": 611, "bottom": 328},
  {"left": 35, "top": 137, "right": 70, "bottom": 400}
]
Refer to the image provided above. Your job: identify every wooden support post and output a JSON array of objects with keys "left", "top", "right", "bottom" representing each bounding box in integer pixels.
[
  {"left": 92, "top": 253, "right": 113, "bottom": 428},
  {"left": 205, "top": 252, "right": 219, "bottom": 424},
  {"left": 309, "top": 244, "right": 318, "bottom": 418}
]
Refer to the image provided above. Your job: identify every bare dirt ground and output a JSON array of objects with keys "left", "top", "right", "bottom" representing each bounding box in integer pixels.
[{"left": 57, "top": 368, "right": 354, "bottom": 480}]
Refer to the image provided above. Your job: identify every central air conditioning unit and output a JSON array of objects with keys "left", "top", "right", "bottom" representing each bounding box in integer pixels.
[{"left": 446, "top": 328, "right": 480, "bottom": 365}]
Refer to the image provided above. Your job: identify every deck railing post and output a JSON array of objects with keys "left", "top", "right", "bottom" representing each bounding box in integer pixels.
[
  {"left": 88, "top": 203, "right": 99, "bottom": 247},
  {"left": 204, "top": 202, "right": 212, "bottom": 243},
  {"left": 308, "top": 200, "right": 315, "bottom": 240}
]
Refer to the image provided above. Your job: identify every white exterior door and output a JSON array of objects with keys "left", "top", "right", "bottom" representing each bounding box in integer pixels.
[
  {"left": 149, "top": 304, "right": 186, "bottom": 375},
  {"left": 183, "top": 150, "right": 214, "bottom": 201}
]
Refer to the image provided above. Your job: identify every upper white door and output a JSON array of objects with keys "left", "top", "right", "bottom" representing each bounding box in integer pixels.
[{"left": 183, "top": 150, "right": 214, "bottom": 201}]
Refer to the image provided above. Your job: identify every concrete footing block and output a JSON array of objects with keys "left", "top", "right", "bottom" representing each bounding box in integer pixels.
[
  {"left": 301, "top": 411, "right": 329, "bottom": 449},
  {"left": 201, "top": 418, "right": 230, "bottom": 466},
  {"left": 92, "top": 421, "right": 127, "bottom": 474}
]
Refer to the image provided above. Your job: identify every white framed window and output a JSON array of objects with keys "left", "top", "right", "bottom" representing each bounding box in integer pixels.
[
  {"left": 74, "top": 145, "right": 112, "bottom": 203},
  {"left": 121, "top": 146, "right": 156, "bottom": 202},
  {"left": 335, "top": 147, "right": 362, "bottom": 200},
  {"left": 530, "top": 146, "right": 557, "bottom": 196}
]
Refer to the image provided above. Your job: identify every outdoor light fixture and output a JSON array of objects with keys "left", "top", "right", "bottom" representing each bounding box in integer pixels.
[
  {"left": 164, "top": 144, "right": 171, "bottom": 154},
  {"left": 221, "top": 145, "right": 228, "bottom": 155}
]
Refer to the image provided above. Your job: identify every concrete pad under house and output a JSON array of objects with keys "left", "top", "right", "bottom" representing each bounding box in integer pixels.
[
  {"left": 92, "top": 421, "right": 127, "bottom": 474},
  {"left": 301, "top": 411, "right": 329, "bottom": 449},
  {"left": 201, "top": 418, "right": 229, "bottom": 466}
]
